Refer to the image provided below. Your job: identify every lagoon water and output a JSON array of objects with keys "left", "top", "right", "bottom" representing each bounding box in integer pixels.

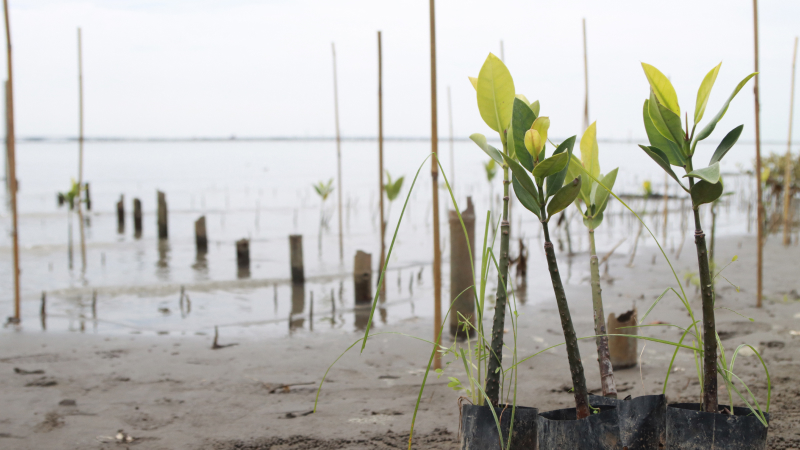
[{"left": 0, "top": 138, "right": 773, "bottom": 337}]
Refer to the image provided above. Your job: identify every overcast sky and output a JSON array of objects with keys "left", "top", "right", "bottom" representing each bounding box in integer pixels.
[{"left": 3, "top": 0, "right": 799, "bottom": 142}]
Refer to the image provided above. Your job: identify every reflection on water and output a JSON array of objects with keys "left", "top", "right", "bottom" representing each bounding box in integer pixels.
[
  {"left": 192, "top": 250, "right": 209, "bottom": 281},
  {"left": 237, "top": 266, "right": 250, "bottom": 280},
  {"left": 290, "top": 282, "right": 305, "bottom": 330},
  {"left": 156, "top": 239, "right": 170, "bottom": 281},
  {"left": 354, "top": 304, "right": 370, "bottom": 331}
]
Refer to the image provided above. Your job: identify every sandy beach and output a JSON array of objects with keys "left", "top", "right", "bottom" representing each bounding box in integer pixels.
[{"left": 1, "top": 235, "right": 799, "bottom": 450}]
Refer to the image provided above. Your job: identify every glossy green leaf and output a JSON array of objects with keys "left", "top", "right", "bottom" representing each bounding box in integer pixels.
[
  {"left": 515, "top": 94, "right": 530, "bottom": 105},
  {"left": 530, "top": 100, "right": 540, "bottom": 117},
  {"left": 533, "top": 152, "right": 569, "bottom": 179},
  {"left": 691, "top": 179, "right": 724, "bottom": 206},
  {"left": 695, "top": 73, "right": 757, "bottom": 142},
  {"left": 657, "top": 100, "right": 686, "bottom": 146},
  {"left": 531, "top": 116, "right": 550, "bottom": 154},
  {"left": 566, "top": 154, "right": 591, "bottom": 206},
  {"left": 639, "top": 145, "right": 688, "bottom": 191},
  {"left": 547, "top": 176, "right": 582, "bottom": 218},
  {"left": 513, "top": 176, "right": 541, "bottom": 219},
  {"left": 684, "top": 162, "right": 720, "bottom": 184},
  {"left": 470, "top": 133, "right": 504, "bottom": 165},
  {"left": 545, "top": 136, "right": 577, "bottom": 198},
  {"left": 468, "top": 76, "right": 478, "bottom": 91},
  {"left": 648, "top": 91, "right": 676, "bottom": 144},
  {"left": 709, "top": 125, "right": 744, "bottom": 165},
  {"left": 694, "top": 62, "right": 721, "bottom": 125},
  {"left": 477, "top": 53, "right": 515, "bottom": 133},
  {"left": 594, "top": 168, "right": 618, "bottom": 212},
  {"left": 509, "top": 98, "right": 535, "bottom": 171},
  {"left": 583, "top": 212, "right": 604, "bottom": 230},
  {"left": 501, "top": 152, "right": 537, "bottom": 200},
  {"left": 643, "top": 99, "right": 684, "bottom": 166},
  {"left": 642, "top": 63, "right": 680, "bottom": 115},
  {"left": 580, "top": 122, "right": 600, "bottom": 178}
]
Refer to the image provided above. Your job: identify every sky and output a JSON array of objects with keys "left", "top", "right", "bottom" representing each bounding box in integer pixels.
[{"left": 3, "top": 0, "right": 800, "bottom": 143}]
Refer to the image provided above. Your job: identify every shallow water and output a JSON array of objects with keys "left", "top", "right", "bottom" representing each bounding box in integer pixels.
[{"left": 0, "top": 139, "right": 770, "bottom": 337}]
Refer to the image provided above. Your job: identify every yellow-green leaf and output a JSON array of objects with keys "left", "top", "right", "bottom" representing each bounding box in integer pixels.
[
  {"left": 525, "top": 130, "right": 540, "bottom": 156},
  {"left": 476, "top": 53, "right": 515, "bottom": 134},
  {"left": 468, "top": 76, "right": 478, "bottom": 91},
  {"left": 531, "top": 116, "right": 549, "bottom": 153},
  {"left": 683, "top": 162, "right": 720, "bottom": 184},
  {"left": 694, "top": 62, "right": 721, "bottom": 125},
  {"left": 642, "top": 63, "right": 680, "bottom": 115},
  {"left": 515, "top": 94, "right": 530, "bottom": 105},
  {"left": 695, "top": 73, "right": 757, "bottom": 142},
  {"left": 530, "top": 100, "right": 540, "bottom": 117},
  {"left": 648, "top": 91, "right": 675, "bottom": 144},
  {"left": 580, "top": 121, "right": 600, "bottom": 179}
]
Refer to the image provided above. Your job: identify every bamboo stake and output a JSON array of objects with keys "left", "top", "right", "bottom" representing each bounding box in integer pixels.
[
  {"left": 447, "top": 86, "right": 454, "bottom": 189},
  {"left": 429, "top": 0, "right": 442, "bottom": 370},
  {"left": 3, "top": 0, "right": 19, "bottom": 323},
  {"left": 499, "top": 40, "right": 504, "bottom": 62},
  {"left": 753, "top": 0, "right": 764, "bottom": 308},
  {"left": 377, "top": 31, "right": 386, "bottom": 297},
  {"left": 332, "top": 43, "right": 343, "bottom": 263},
  {"left": 76, "top": 28, "right": 86, "bottom": 273},
  {"left": 582, "top": 18, "right": 589, "bottom": 131},
  {"left": 783, "top": 37, "right": 798, "bottom": 246}
]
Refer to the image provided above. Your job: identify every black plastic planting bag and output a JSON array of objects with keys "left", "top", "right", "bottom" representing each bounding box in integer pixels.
[
  {"left": 460, "top": 403, "right": 538, "bottom": 449},
  {"left": 537, "top": 405, "right": 620, "bottom": 450},
  {"left": 666, "top": 403, "right": 769, "bottom": 449},
  {"left": 589, "top": 394, "right": 666, "bottom": 449}
]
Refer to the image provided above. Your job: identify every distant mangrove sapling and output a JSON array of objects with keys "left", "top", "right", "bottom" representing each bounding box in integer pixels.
[
  {"left": 312, "top": 178, "right": 335, "bottom": 228},
  {"left": 637, "top": 61, "right": 755, "bottom": 413},
  {"left": 567, "top": 122, "right": 619, "bottom": 398}
]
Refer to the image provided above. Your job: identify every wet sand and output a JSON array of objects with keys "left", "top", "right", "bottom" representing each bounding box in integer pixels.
[{"left": 2, "top": 235, "right": 799, "bottom": 449}]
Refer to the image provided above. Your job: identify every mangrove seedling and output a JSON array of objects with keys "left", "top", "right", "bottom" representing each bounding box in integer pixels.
[
  {"left": 566, "top": 121, "right": 619, "bottom": 398},
  {"left": 383, "top": 170, "right": 404, "bottom": 223},
  {"left": 312, "top": 178, "right": 335, "bottom": 228},
  {"left": 637, "top": 62, "right": 755, "bottom": 413}
]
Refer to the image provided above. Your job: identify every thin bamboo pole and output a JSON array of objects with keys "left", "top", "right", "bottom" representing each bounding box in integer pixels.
[
  {"left": 447, "top": 86, "right": 454, "bottom": 189},
  {"left": 499, "top": 40, "right": 504, "bottom": 62},
  {"left": 429, "top": 0, "right": 442, "bottom": 370},
  {"left": 377, "top": 31, "right": 386, "bottom": 296},
  {"left": 753, "top": 0, "right": 764, "bottom": 308},
  {"left": 582, "top": 18, "right": 589, "bottom": 131},
  {"left": 332, "top": 43, "right": 344, "bottom": 263},
  {"left": 3, "top": 0, "right": 19, "bottom": 323},
  {"left": 783, "top": 37, "right": 798, "bottom": 246},
  {"left": 76, "top": 27, "right": 86, "bottom": 273}
]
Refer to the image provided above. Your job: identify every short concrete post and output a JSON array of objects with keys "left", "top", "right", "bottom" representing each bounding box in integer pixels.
[
  {"left": 353, "top": 250, "right": 372, "bottom": 304},
  {"left": 608, "top": 307, "right": 638, "bottom": 369},
  {"left": 116, "top": 195, "right": 125, "bottom": 233},
  {"left": 236, "top": 239, "right": 250, "bottom": 268},
  {"left": 133, "top": 198, "right": 142, "bottom": 238},
  {"left": 449, "top": 197, "right": 476, "bottom": 338},
  {"left": 157, "top": 191, "right": 168, "bottom": 239},
  {"left": 195, "top": 216, "right": 208, "bottom": 253},
  {"left": 289, "top": 235, "right": 304, "bottom": 283}
]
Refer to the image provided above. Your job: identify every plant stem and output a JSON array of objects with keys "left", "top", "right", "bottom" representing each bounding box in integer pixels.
[
  {"left": 485, "top": 157, "right": 510, "bottom": 406},
  {"left": 588, "top": 229, "right": 617, "bottom": 398},
  {"left": 688, "top": 177, "right": 718, "bottom": 413},
  {"left": 543, "top": 220, "right": 590, "bottom": 418}
]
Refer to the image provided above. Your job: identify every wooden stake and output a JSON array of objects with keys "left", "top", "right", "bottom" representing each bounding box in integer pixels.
[
  {"left": 289, "top": 234, "right": 305, "bottom": 283},
  {"left": 353, "top": 250, "right": 372, "bottom": 304},
  {"left": 76, "top": 27, "right": 86, "bottom": 273},
  {"left": 783, "top": 37, "right": 798, "bottom": 246},
  {"left": 753, "top": 0, "right": 764, "bottom": 308},
  {"left": 133, "top": 198, "right": 142, "bottom": 238},
  {"left": 195, "top": 216, "right": 207, "bottom": 252},
  {"left": 3, "top": 0, "right": 20, "bottom": 323},
  {"left": 157, "top": 190, "right": 168, "bottom": 239},
  {"left": 449, "top": 197, "right": 475, "bottom": 338},
  {"left": 429, "top": 0, "right": 443, "bottom": 370},
  {"left": 377, "top": 31, "right": 386, "bottom": 296},
  {"left": 582, "top": 18, "right": 589, "bottom": 131},
  {"left": 116, "top": 194, "right": 124, "bottom": 233},
  {"left": 332, "top": 43, "right": 343, "bottom": 263}
]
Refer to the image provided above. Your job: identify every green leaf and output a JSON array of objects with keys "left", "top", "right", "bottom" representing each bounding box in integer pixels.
[
  {"left": 476, "top": 53, "right": 515, "bottom": 134},
  {"left": 470, "top": 133, "right": 504, "bottom": 165},
  {"left": 648, "top": 91, "right": 676, "bottom": 145},
  {"left": 566, "top": 154, "right": 591, "bottom": 206},
  {"left": 384, "top": 173, "right": 405, "bottom": 201},
  {"left": 694, "top": 62, "right": 721, "bottom": 125},
  {"left": 530, "top": 100, "right": 540, "bottom": 117},
  {"left": 515, "top": 93, "right": 530, "bottom": 105},
  {"left": 513, "top": 176, "right": 541, "bottom": 219},
  {"left": 580, "top": 121, "right": 600, "bottom": 179},
  {"left": 684, "top": 162, "right": 720, "bottom": 184},
  {"left": 691, "top": 179, "right": 724, "bottom": 206},
  {"left": 468, "top": 76, "right": 478, "bottom": 91},
  {"left": 583, "top": 212, "right": 604, "bottom": 230},
  {"left": 641, "top": 63, "right": 680, "bottom": 115},
  {"left": 501, "top": 152, "right": 537, "bottom": 199},
  {"left": 657, "top": 99, "right": 686, "bottom": 146},
  {"left": 639, "top": 145, "right": 688, "bottom": 191},
  {"left": 546, "top": 136, "right": 577, "bottom": 198},
  {"left": 509, "top": 98, "right": 536, "bottom": 171},
  {"left": 709, "top": 125, "right": 743, "bottom": 165},
  {"left": 547, "top": 176, "right": 582, "bottom": 218},
  {"left": 695, "top": 73, "right": 757, "bottom": 142},
  {"left": 643, "top": 100, "right": 684, "bottom": 166},
  {"left": 533, "top": 152, "right": 569, "bottom": 179},
  {"left": 594, "top": 168, "right": 618, "bottom": 212}
]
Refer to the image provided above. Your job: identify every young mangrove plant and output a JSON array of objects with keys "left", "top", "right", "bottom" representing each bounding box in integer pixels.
[
  {"left": 312, "top": 178, "right": 335, "bottom": 228},
  {"left": 566, "top": 122, "right": 619, "bottom": 398},
  {"left": 383, "top": 170, "right": 404, "bottom": 222},
  {"left": 637, "top": 62, "right": 755, "bottom": 413}
]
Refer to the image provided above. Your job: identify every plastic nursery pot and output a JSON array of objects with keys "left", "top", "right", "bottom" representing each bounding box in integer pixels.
[
  {"left": 537, "top": 405, "right": 621, "bottom": 450},
  {"left": 460, "top": 403, "right": 538, "bottom": 450},
  {"left": 589, "top": 394, "right": 666, "bottom": 450},
  {"left": 666, "top": 403, "right": 769, "bottom": 450}
]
